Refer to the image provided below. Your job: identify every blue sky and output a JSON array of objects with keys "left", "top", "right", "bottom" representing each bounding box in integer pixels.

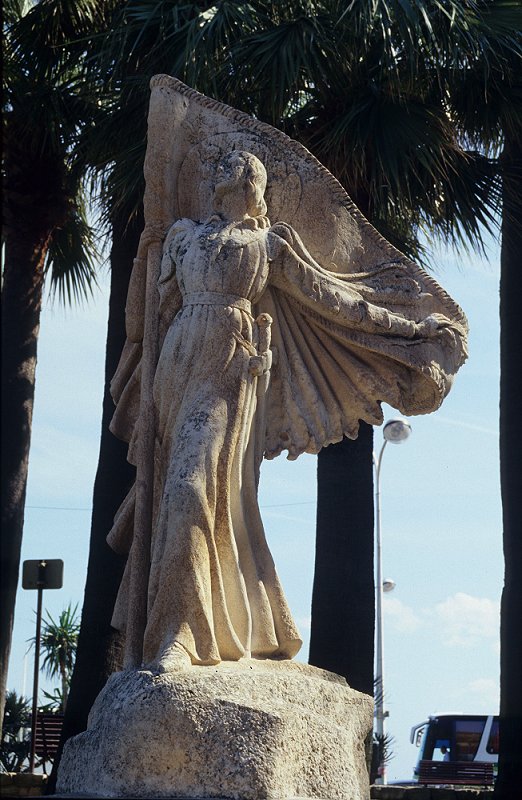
[{"left": 7, "top": 234, "right": 501, "bottom": 782}]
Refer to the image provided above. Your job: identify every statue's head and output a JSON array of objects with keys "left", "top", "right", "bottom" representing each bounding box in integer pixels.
[{"left": 213, "top": 151, "right": 268, "bottom": 219}]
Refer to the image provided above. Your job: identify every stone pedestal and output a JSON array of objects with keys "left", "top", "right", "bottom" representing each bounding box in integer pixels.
[{"left": 56, "top": 660, "right": 373, "bottom": 799}]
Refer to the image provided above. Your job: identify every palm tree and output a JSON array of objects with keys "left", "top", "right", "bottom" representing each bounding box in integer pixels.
[
  {"left": 446, "top": 37, "right": 522, "bottom": 800},
  {"left": 309, "top": 2, "right": 495, "bottom": 693},
  {"left": 60, "top": 206, "right": 141, "bottom": 758},
  {"left": 496, "top": 130, "right": 522, "bottom": 797},
  {"left": 1, "top": 0, "right": 103, "bottom": 725},
  {"left": 35, "top": 604, "right": 80, "bottom": 713}
]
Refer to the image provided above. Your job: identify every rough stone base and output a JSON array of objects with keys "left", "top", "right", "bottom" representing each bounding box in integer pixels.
[{"left": 56, "top": 660, "right": 372, "bottom": 799}]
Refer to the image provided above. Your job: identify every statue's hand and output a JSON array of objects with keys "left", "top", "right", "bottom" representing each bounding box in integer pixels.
[
  {"left": 418, "top": 313, "right": 450, "bottom": 336},
  {"left": 249, "top": 356, "right": 264, "bottom": 376},
  {"left": 249, "top": 350, "right": 272, "bottom": 376},
  {"left": 136, "top": 223, "right": 170, "bottom": 262}
]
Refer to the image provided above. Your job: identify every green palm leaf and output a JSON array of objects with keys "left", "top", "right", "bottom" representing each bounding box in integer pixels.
[{"left": 38, "top": 603, "right": 80, "bottom": 682}]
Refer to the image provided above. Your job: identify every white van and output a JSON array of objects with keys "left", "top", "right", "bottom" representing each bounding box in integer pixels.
[{"left": 410, "top": 713, "right": 498, "bottom": 786}]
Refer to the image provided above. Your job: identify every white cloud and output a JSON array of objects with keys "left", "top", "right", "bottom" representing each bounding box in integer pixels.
[
  {"left": 262, "top": 509, "right": 315, "bottom": 525},
  {"left": 432, "top": 414, "right": 498, "bottom": 437},
  {"left": 434, "top": 593, "right": 500, "bottom": 648},
  {"left": 383, "top": 596, "right": 422, "bottom": 633},
  {"left": 467, "top": 678, "right": 499, "bottom": 709}
]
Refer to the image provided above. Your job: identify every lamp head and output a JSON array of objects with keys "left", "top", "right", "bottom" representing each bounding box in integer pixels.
[{"left": 383, "top": 418, "right": 412, "bottom": 444}]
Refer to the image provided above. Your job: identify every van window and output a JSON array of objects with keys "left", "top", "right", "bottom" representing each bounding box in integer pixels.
[
  {"left": 455, "top": 719, "right": 486, "bottom": 761},
  {"left": 422, "top": 718, "right": 452, "bottom": 760}
]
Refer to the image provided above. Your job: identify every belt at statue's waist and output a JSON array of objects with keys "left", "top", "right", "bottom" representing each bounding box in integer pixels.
[{"left": 183, "top": 291, "right": 252, "bottom": 315}]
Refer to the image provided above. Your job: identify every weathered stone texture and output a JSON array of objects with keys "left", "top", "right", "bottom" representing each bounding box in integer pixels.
[{"left": 56, "top": 660, "right": 373, "bottom": 799}]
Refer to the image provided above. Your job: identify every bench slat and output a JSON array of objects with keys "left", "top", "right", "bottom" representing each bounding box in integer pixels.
[
  {"left": 418, "top": 759, "right": 494, "bottom": 786},
  {"left": 34, "top": 713, "right": 64, "bottom": 759}
]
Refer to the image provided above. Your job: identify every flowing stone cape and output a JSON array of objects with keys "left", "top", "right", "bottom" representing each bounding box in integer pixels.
[
  {"left": 112, "top": 76, "right": 468, "bottom": 461},
  {"left": 107, "top": 76, "right": 468, "bottom": 669}
]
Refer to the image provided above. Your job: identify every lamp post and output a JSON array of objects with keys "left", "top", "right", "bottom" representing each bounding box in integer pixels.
[{"left": 373, "top": 418, "right": 411, "bottom": 785}]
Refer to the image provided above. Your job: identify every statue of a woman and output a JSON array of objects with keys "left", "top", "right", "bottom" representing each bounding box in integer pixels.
[{"left": 107, "top": 150, "right": 467, "bottom": 673}]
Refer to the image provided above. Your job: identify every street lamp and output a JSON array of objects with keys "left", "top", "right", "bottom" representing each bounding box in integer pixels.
[{"left": 373, "top": 418, "right": 411, "bottom": 785}]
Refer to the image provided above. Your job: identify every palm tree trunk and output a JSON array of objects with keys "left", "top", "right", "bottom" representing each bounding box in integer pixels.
[
  {"left": 1, "top": 121, "right": 71, "bottom": 726},
  {"left": 496, "top": 134, "right": 522, "bottom": 799},
  {"left": 48, "top": 210, "right": 142, "bottom": 788},
  {"left": 310, "top": 424, "right": 375, "bottom": 695},
  {"left": 310, "top": 183, "right": 375, "bottom": 698},
  {"left": 0, "top": 233, "right": 47, "bottom": 727}
]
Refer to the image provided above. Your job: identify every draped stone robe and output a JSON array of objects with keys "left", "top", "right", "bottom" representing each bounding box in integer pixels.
[{"left": 107, "top": 214, "right": 467, "bottom": 667}]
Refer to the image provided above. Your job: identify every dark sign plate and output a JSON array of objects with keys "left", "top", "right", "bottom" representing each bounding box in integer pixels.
[{"left": 22, "top": 559, "right": 64, "bottom": 590}]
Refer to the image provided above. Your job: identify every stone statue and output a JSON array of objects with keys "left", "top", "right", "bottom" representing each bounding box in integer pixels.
[
  {"left": 106, "top": 80, "right": 467, "bottom": 675},
  {"left": 56, "top": 77, "right": 468, "bottom": 800}
]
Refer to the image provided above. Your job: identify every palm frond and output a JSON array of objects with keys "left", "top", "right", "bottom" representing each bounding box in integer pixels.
[
  {"left": 45, "top": 205, "right": 99, "bottom": 305},
  {"left": 40, "top": 604, "right": 80, "bottom": 680},
  {"left": 19, "top": 0, "right": 515, "bottom": 275},
  {"left": 40, "top": 687, "right": 65, "bottom": 713}
]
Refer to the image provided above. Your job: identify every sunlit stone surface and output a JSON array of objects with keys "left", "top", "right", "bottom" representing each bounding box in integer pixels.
[
  {"left": 57, "top": 76, "right": 467, "bottom": 800},
  {"left": 57, "top": 660, "right": 373, "bottom": 800}
]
